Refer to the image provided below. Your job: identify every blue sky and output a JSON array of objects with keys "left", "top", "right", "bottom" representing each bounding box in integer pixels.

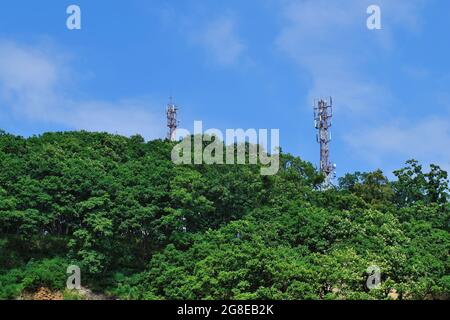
[{"left": 0, "top": 0, "right": 449, "bottom": 177}]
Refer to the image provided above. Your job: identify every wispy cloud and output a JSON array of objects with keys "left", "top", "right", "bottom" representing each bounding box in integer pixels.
[
  {"left": 0, "top": 40, "right": 164, "bottom": 139},
  {"left": 196, "top": 16, "right": 246, "bottom": 66},
  {"left": 276, "top": 0, "right": 424, "bottom": 115},
  {"left": 344, "top": 116, "right": 450, "bottom": 172}
]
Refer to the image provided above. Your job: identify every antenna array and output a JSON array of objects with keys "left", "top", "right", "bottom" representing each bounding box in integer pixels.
[
  {"left": 166, "top": 97, "right": 179, "bottom": 141},
  {"left": 314, "top": 97, "right": 336, "bottom": 188}
]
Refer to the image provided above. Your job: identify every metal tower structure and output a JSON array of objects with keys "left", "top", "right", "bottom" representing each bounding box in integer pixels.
[
  {"left": 166, "top": 97, "right": 179, "bottom": 141},
  {"left": 314, "top": 97, "right": 336, "bottom": 188}
]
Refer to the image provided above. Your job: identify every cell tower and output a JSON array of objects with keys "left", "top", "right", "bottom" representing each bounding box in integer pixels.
[
  {"left": 166, "top": 97, "right": 179, "bottom": 141},
  {"left": 314, "top": 97, "right": 336, "bottom": 188}
]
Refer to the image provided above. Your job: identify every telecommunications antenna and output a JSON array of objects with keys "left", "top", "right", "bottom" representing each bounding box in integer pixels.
[
  {"left": 166, "top": 96, "right": 179, "bottom": 141},
  {"left": 313, "top": 97, "right": 336, "bottom": 189}
]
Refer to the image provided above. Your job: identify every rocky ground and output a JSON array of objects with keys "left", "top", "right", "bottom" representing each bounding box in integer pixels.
[{"left": 19, "top": 287, "right": 112, "bottom": 301}]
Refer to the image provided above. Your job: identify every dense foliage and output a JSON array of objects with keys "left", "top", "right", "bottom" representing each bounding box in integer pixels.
[{"left": 0, "top": 130, "right": 449, "bottom": 300}]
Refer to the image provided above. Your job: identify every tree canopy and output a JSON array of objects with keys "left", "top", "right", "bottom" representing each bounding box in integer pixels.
[{"left": 0, "top": 130, "right": 448, "bottom": 300}]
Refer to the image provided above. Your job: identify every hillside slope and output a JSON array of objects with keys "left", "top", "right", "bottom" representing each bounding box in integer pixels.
[{"left": 0, "top": 130, "right": 449, "bottom": 300}]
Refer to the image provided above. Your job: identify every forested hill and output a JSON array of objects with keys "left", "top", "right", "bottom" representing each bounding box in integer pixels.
[{"left": 0, "top": 130, "right": 449, "bottom": 300}]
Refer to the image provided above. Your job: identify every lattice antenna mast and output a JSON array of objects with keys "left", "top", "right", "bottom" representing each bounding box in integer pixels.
[
  {"left": 166, "top": 97, "right": 179, "bottom": 141},
  {"left": 314, "top": 97, "right": 336, "bottom": 188}
]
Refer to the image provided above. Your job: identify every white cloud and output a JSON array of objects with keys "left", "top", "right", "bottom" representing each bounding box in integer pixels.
[
  {"left": 61, "top": 100, "right": 164, "bottom": 138},
  {"left": 0, "top": 40, "right": 164, "bottom": 139},
  {"left": 275, "top": 0, "right": 423, "bottom": 115},
  {"left": 344, "top": 117, "right": 450, "bottom": 171},
  {"left": 197, "top": 16, "right": 245, "bottom": 66},
  {"left": 0, "top": 41, "right": 60, "bottom": 118}
]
